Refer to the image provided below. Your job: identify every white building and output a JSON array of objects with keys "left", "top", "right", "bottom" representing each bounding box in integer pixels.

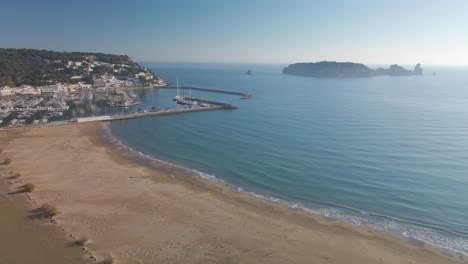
[
  {"left": 135, "top": 72, "right": 146, "bottom": 78},
  {"left": 0, "top": 86, "right": 15, "bottom": 96},
  {"left": 67, "top": 84, "right": 80, "bottom": 92},
  {"left": 93, "top": 78, "right": 105, "bottom": 87},
  {"left": 77, "top": 116, "right": 111, "bottom": 123},
  {"left": 78, "top": 82, "right": 93, "bottom": 89},
  {"left": 39, "top": 84, "right": 60, "bottom": 94},
  {"left": 17, "top": 85, "right": 40, "bottom": 95}
]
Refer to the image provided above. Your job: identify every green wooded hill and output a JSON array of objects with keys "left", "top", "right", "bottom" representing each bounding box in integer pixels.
[
  {"left": 0, "top": 48, "right": 149, "bottom": 86},
  {"left": 282, "top": 61, "right": 422, "bottom": 78}
]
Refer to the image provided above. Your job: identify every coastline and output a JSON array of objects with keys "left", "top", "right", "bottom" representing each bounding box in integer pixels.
[
  {"left": 104, "top": 123, "right": 468, "bottom": 257},
  {"left": 0, "top": 123, "right": 465, "bottom": 263}
]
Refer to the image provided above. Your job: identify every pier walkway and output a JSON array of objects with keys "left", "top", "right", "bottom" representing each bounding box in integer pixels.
[
  {"left": 77, "top": 104, "right": 235, "bottom": 123},
  {"left": 0, "top": 104, "right": 234, "bottom": 131},
  {"left": 160, "top": 86, "right": 251, "bottom": 99},
  {"left": 0, "top": 95, "right": 239, "bottom": 130}
]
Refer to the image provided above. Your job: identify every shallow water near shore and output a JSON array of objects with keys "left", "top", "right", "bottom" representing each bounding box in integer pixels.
[{"left": 108, "top": 62, "right": 468, "bottom": 255}]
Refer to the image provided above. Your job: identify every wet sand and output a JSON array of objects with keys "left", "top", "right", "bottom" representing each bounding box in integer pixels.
[{"left": 0, "top": 123, "right": 465, "bottom": 264}]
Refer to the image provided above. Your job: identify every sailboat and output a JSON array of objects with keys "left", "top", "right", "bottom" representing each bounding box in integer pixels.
[
  {"left": 173, "top": 76, "right": 181, "bottom": 101},
  {"left": 245, "top": 69, "right": 252, "bottom": 75},
  {"left": 188, "top": 87, "right": 198, "bottom": 106}
]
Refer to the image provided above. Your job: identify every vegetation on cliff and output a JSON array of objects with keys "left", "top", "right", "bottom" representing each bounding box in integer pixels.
[{"left": 0, "top": 48, "right": 158, "bottom": 86}]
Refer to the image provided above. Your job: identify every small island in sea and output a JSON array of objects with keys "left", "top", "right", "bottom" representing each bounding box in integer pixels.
[{"left": 282, "top": 61, "right": 423, "bottom": 78}]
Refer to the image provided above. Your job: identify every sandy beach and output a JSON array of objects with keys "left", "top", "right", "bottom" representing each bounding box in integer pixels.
[
  {"left": 0, "top": 123, "right": 465, "bottom": 264},
  {"left": 0, "top": 165, "right": 84, "bottom": 263}
]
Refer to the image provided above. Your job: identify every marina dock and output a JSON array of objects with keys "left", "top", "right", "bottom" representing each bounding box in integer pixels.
[
  {"left": 75, "top": 103, "right": 236, "bottom": 123},
  {"left": 160, "top": 86, "right": 251, "bottom": 99},
  {"left": 1, "top": 82, "right": 246, "bottom": 129},
  {"left": 0, "top": 104, "right": 236, "bottom": 131}
]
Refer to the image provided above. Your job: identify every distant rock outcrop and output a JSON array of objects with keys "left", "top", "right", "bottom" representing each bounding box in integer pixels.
[
  {"left": 282, "top": 61, "right": 423, "bottom": 78},
  {"left": 413, "top": 63, "right": 423, "bottom": 75},
  {"left": 384, "top": 64, "right": 414, "bottom": 76}
]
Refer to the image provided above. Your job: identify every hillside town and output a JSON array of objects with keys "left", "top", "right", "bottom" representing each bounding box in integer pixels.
[{"left": 0, "top": 56, "right": 166, "bottom": 127}]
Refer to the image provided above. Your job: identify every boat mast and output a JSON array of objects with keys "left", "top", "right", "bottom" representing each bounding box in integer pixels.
[{"left": 176, "top": 76, "right": 179, "bottom": 98}]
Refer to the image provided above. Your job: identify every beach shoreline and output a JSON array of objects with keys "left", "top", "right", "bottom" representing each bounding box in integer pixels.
[{"left": 0, "top": 123, "right": 465, "bottom": 263}]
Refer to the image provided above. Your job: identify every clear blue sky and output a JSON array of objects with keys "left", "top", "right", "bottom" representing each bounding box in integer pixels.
[{"left": 1, "top": 0, "right": 467, "bottom": 64}]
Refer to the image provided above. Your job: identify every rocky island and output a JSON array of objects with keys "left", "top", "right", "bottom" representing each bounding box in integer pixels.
[{"left": 282, "top": 61, "right": 423, "bottom": 78}]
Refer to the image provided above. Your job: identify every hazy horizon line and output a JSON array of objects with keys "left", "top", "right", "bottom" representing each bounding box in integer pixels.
[
  {"left": 138, "top": 60, "right": 468, "bottom": 67},
  {"left": 1, "top": 46, "right": 467, "bottom": 67}
]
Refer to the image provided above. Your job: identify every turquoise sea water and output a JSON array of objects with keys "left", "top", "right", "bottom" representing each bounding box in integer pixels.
[{"left": 108, "top": 63, "right": 468, "bottom": 254}]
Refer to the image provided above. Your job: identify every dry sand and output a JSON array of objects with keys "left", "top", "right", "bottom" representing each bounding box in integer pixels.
[
  {"left": 0, "top": 123, "right": 465, "bottom": 264},
  {"left": 0, "top": 167, "right": 84, "bottom": 263}
]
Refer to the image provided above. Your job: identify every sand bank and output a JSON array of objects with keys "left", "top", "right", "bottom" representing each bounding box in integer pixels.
[{"left": 0, "top": 123, "right": 465, "bottom": 263}]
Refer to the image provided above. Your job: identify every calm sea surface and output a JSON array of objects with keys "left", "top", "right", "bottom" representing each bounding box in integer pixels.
[{"left": 106, "top": 63, "right": 468, "bottom": 254}]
